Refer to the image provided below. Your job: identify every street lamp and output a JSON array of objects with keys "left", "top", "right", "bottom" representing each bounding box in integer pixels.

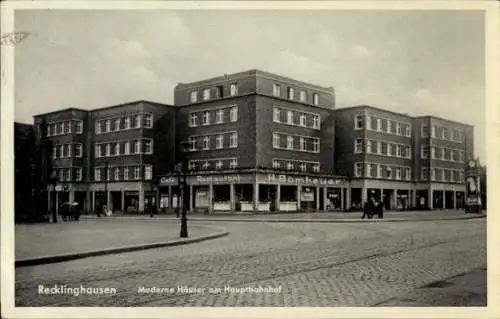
[{"left": 177, "top": 140, "right": 191, "bottom": 238}]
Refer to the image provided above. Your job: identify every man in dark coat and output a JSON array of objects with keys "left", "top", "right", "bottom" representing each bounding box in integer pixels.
[{"left": 376, "top": 200, "right": 384, "bottom": 219}]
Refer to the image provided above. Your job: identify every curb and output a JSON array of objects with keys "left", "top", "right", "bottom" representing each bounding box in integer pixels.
[
  {"left": 81, "top": 214, "right": 485, "bottom": 223},
  {"left": 15, "top": 227, "right": 229, "bottom": 268}
]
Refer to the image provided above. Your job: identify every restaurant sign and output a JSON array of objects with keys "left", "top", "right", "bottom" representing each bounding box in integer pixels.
[{"left": 159, "top": 175, "right": 242, "bottom": 186}]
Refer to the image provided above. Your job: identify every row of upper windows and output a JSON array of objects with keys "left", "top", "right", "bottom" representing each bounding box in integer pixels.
[
  {"left": 420, "top": 167, "right": 465, "bottom": 183},
  {"left": 355, "top": 138, "right": 412, "bottom": 159},
  {"left": 354, "top": 162, "right": 412, "bottom": 180},
  {"left": 420, "top": 145, "right": 465, "bottom": 162},
  {"left": 189, "top": 106, "right": 238, "bottom": 127},
  {"left": 95, "top": 113, "right": 153, "bottom": 134},
  {"left": 52, "top": 167, "right": 83, "bottom": 182},
  {"left": 95, "top": 139, "right": 153, "bottom": 158},
  {"left": 422, "top": 124, "right": 465, "bottom": 142},
  {"left": 273, "top": 107, "right": 321, "bottom": 129},
  {"left": 94, "top": 165, "right": 152, "bottom": 181},
  {"left": 52, "top": 143, "right": 83, "bottom": 159},
  {"left": 188, "top": 158, "right": 238, "bottom": 171},
  {"left": 272, "top": 158, "right": 320, "bottom": 173},
  {"left": 190, "top": 84, "right": 239, "bottom": 103},
  {"left": 272, "top": 84, "right": 320, "bottom": 105},
  {"left": 46, "top": 120, "right": 83, "bottom": 136},
  {"left": 187, "top": 132, "right": 238, "bottom": 151},
  {"left": 272, "top": 133, "right": 320, "bottom": 153},
  {"left": 355, "top": 114, "right": 411, "bottom": 137}
]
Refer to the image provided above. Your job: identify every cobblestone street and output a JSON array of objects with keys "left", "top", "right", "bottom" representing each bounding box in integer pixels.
[{"left": 15, "top": 218, "right": 486, "bottom": 307}]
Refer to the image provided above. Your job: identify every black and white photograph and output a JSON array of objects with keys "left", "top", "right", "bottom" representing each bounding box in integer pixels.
[{"left": 1, "top": 1, "right": 499, "bottom": 318}]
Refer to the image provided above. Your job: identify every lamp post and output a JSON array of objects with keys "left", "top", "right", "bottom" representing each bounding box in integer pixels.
[{"left": 177, "top": 140, "right": 191, "bottom": 238}]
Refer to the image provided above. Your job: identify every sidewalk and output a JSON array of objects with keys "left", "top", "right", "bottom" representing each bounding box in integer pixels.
[
  {"left": 81, "top": 209, "right": 485, "bottom": 223},
  {"left": 375, "top": 267, "right": 487, "bottom": 306},
  {"left": 15, "top": 219, "right": 228, "bottom": 267}
]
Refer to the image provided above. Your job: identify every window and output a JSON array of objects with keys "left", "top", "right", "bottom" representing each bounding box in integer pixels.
[
  {"left": 300, "top": 163, "right": 306, "bottom": 172},
  {"left": 75, "top": 168, "right": 82, "bottom": 181},
  {"left": 313, "top": 93, "right": 319, "bottom": 105},
  {"left": 420, "top": 167, "right": 428, "bottom": 180},
  {"left": 75, "top": 120, "right": 83, "bottom": 134},
  {"left": 134, "top": 140, "right": 141, "bottom": 154},
  {"left": 387, "top": 120, "right": 392, "bottom": 133},
  {"left": 273, "top": 160, "right": 280, "bottom": 169},
  {"left": 376, "top": 118, "right": 381, "bottom": 131},
  {"left": 287, "top": 87, "right": 294, "bottom": 100},
  {"left": 273, "top": 133, "right": 280, "bottom": 148},
  {"left": 354, "top": 163, "right": 362, "bottom": 177},
  {"left": 203, "top": 89, "right": 211, "bottom": 101},
  {"left": 57, "top": 123, "right": 63, "bottom": 135},
  {"left": 366, "top": 164, "right": 372, "bottom": 177},
  {"left": 395, "top": 168, "right": 402, "bottom": 180},
  {"left": 230, "top": 84, "right": 238, "bottom": 96},
  {"left": 459, "top": 151, "right": 465, "bottom": 162},
  {"left": 215, "top": 109, "right": 224, "bottom": 124},
  {"left": 287, "top": 136, "right": 294, "bottom": 149},
  {"left": 63, "top": 121, "right": 70, "bottom": 134},
  {"left": 66, "top": 168, "right": 72, "bottom": 181},
  {"left": 104, "top": 144, "right": 110, "bottom": 157},
  {"left": 229, "top": 133, "right": 238, "bottom": 148},
  {"left": 313, "top": 115, "right": 320, "bottom": 129},
  {"left": 300, "top": 114, "right": 307, "bottom": 127},
  {"left": 422, "top": 125, "right": 429, "bottom": 137},
  {"left": 95, "top": 145, "right": 101, "bottom": 158},
  {"left": 299, "top": 137, "right": 306, "bottom": 151},
  {"left": 190, "top": 91, "right": 198, "bottom": 103},
  {"left": 287, "top": 111, "right": 294, "bottom": 125},
  {"left": 230, "top": 106, "right": 238, "bottom": 122},
  {"left": 123, "top": 167, "right": 129, "bottom": 180},
  {"left": 144, "top": 140, "right": 152, "bottom": 154},
  {"left": 124, "top": 142, "right": 130, "bottom": 155},
  {"left": 66, "top": 144, "right": 72, "bottom": 158},
  {"left": 75, "top": 144, "right": 82, "bottom": 157},
  {"left": 355, "top": 115, "right": 364, "bottom": 129},
  {"left": 202, "top": 111, "right": 210, "bottom": 125},
  {"left": 431, "top": 125, "right": 437, "bottom": 138},
  {"left": 94, "top": 168, "right": 101, "bottom": 181},
  {"left": 188, "top": 162, "right": 196, "bottom": 171},
  {"left": 421, "top": 145, "right": 429, "bottom": 159},
  {"left": 300, "top": 91, "right": 307, "bottom": 102},
  {"left": 124, "top": 117, "right": 130, "bottom": 129},
  {"left": 405, "top": 168, "right": 411, "bottom": 181},
  {"left": 443, "top": 128, "right": 450, "bottom": 140},
  {"left": 188, "top": 136, "right": 196, "bottom": 151},
  {"left": 216, "top": 86, "right": 224, "bottom": 98},
  {"left": 112, "top": 143, "right": 119, "bottom": 156},
  {"left": 216, "top": 135, "right": 224, "bottom": 149},
  {"left": 114, "top": 118, "right": 121, "bottom": 131},
  {"left": 396, "top": 144, "right": 402, "bottom": 157},
  {"left": 103, "top": 120, "right": 110, "bottom": 133},
  {"left": 287, "top": 162, "right": 294, "bottom": 170},
  {"left": 202, "top": 136, "right": 210, "bottom": 150},
  {"left": 431, "top": 146, "right": 436, "bottom": 159},
  {"left": 397, "top": 123, "right": 402, "bottom": 135},
  {"left": 189, "top": 113, "right": 198, "bottom": 127},
  {"left": 114, "top": 168, "right": 120, "bottom": 181},
  {"left": 355, "top": 139, "right": 363, "bottom": 153},
  {"left": 366, "top": 140, "right": 372, "bottom": 154},
  {"left": 444, "top": 148, "right": 451, "bottom": 161},
  {"left": 145, "top": 165, "right": 152, "bottom": 180},
  {"left": 273, "top": 84, "right": 281, "bottom": 97},
  {"left": 144, "top": 114, "right": 153, "bottom": 128},
  {"left": 385, "top": 167, "right": 392, "bottom": 179},
  {"left": 216, "top": 160, "right": 223, "bottom": 169},
  {"left": 313, "top": 164, "right": 320, "bottom": 172},
  {"left": 370, "top": 117, "right": 377, "bottom": 131},
  {"left": 131, "top": 115, "right": 140, "bottom": 128},
  {"left": 229, "top": 159, "right": 237, "bottom": 169},
  {"left": 201, "top": 161, "right": 209, "bottom": 169},
  {"left": 377, "top": 164, "right": 383, "bottom": 178},
  {"left": 46, "top": 125, "right": 52, "bottom": 137},
  {"left": 134, "top": 167, "right": 140, "bottom": 180},
  {"left": 273, "top": 108, "right": 281, "bottom": 122}
]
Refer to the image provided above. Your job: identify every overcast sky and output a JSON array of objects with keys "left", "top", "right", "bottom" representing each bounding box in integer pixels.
[{"left": 14, "top": 9, "right": 485, "bottom": 162}]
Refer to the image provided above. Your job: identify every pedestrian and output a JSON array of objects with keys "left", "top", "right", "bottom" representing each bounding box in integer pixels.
[
  {"left": 377, "top": 200, "right": 384, "bottom": 219},
  {"left": 362, "top": 200, "right": 371, "bottom": 219}
]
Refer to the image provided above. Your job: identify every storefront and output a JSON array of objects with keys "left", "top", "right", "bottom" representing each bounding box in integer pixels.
[{"left": 158, "top": 171, "right": 349, "bottom": 214}]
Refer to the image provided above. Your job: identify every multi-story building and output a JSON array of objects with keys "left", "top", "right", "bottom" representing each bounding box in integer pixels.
[
  {"left": 334, "top": 105, "right": 472, "bottom": 210},
  {"left": 32, "top": 69, "right": 475, "bottom": 215},
  {"left": 413, "top": 116, "right": 473, "bottom": 209},
  {"left": 34, "top": 100, "right": 176, "bottom": 214},
  {"left": 159, "top": 69, "right": 350, "bottom": 213}
]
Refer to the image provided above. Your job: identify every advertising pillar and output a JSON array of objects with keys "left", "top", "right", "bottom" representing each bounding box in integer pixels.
[{"left": 465, "top": 160, "right": 482, "bottom": 214}]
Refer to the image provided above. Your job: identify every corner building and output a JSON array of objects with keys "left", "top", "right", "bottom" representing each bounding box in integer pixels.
[
  {"left": 159, "top": 69, "right": 350, "bottom": 213},
  {"left": 334, "top": 106, "right": 472, "bottom": 210}
]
